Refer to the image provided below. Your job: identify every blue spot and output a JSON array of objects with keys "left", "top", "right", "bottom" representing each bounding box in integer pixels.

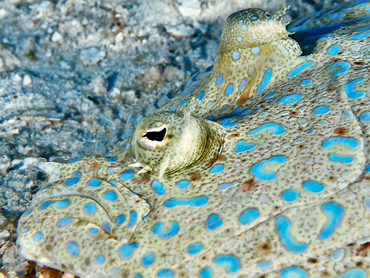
[
  {"left": 115, "top": 215, "right": 126, "bottom": 225},
  {"left": 107, "top": 168, "right": 114, "bottom": 174},
  {"left": 288, "top": 25, "right": 307, "bottom": 32},
  {"left": 257, "top": 68, "right": 272, "bottom": 94},
  {"left": 176, "top": 180, "right": 190, "bottom": 189},
  {"left": 322, "top": 137, "right": 359, "bottom": 149},
  {"left": 276, "top": 217, "right": 308, "bottom": 253},
  {"left": 329, "top": 154, "right": 354, "bottom": 163},
  {"left": 239, "top": 208, "right": 260, "bottom": 225},
  {"left": 103, "top": 222, "right": 110, "bottom": 232},
  {"left": 87, "top": 179, "right": 101, "bottom": 187},
  {"left": 344, "top": 78, "right": 365, "bottom": 98},
  {"left": 216, "top": 75, "right": 223, "bottom": 85},
  {"left": 232, "top": 51, "right": 240, "bottom": 60},
  {"left": 106, "top": 157, "right": 118, "bottom": 162},
  {"left": 199, "top": 268, "right": 212, "bottom": 278},
  {"left": 164, "top": 197, "right": 208, "bottom": 208},
  {"left": 352, "top": 32, "right": 370, "bottom": 39},
  {"left": 73, "top": 150, "right": 85, "bottom": 156},
  {"left": 157, "top": 269, "right": 174, "bottom": 278},
  {"left": 328, "top": 61, "right": 350, "bottom": 76},
  {"left": 300, "top": 79, "right": 312, "bottom": 86},
  {"left": 72, "top": 171, "right": 81, "bottom": 178},
  {"left": 225, "top": 84, "right": 234, "bottom": 96},
  {"left": 112, "top": 268, "right": 120, "bottom": 274},
  {"left": 258, "top": 261, "right": 271, "bottom": 269},
  {"left": 206, "top": 214, "right": 223, "bottom": 231},
  {"left": 280, "top": 267, "right": 308, "bottom": 278},
  {"left": 84, "top": 203, "right": 97, "bottom": 214},
  {"left": 178, "top": 99, "right": 189, "bottom": 108},
  {"left": 319, "top": 202, "right": 344, "bottom": 240},
  {"left": 128, "top": 211, "right": 137, "bottom": 228},
  {"left": 361, "top": 112, "right": 370, "bottom": 121},
  {"left": 109, "top": 181, "right": 117, "bottom": 186},
  {"left": 329, "top": 13, "right": 345, "bottom": 19},
  {"left": 188, "top": 242, "right": 204, "bottom": 255},
  {"left": 207, "top": 116, "right": 213, "bottom": 120},
  {"left": 103, "top": 191, "right": 117, "bottom": 201},
  {"left": 248, "top": 123, "right": 285, "bottom": 136},
  {"left": 328, "top": 45, "right": 340, "bottom": 55},
  {"left": 88, "top": 228, "right": 99, "bottom": 236},
  {"left": 338, "top": 268, "right": 367, "bottom": 278},
  {"left": 313, "top": 106, "right": 330, "bottom": 115},
  {"left": 181, "top": 88, "right": 194, "bottom": 96},
  {"left": 232, "top": 108, "right": 250, "bottom": 116},
  {"left": 95, "top": 255, "right": 105, "bottom": 264},
  {"left": 152, "top": 180, "right": 165, "bottom": 195},
  {"left": 118, "top": 242, "right": 138, "bottom": 260},
  {"left": 251, "top": 156, "right": 287, "bottom": 181},
  {"left": 303, "top": 181, "right": 324, "bottom": 193},
  {"left": 220, "top": 118, "right": 237, "bottom": 127},
  {"left": 331, "top": 249, "right": 344, "bottom": 261},
  {"left": 66, "top": 242, "right": 79, "bottom": 257},
  {"left": 197, "top": 91, "right": 204, "bottom": 100},
  {"left": 288, "top": 61, "right": 313, "bottom": 77},
  {"left": 152, "top": 222, "right": 179, "bottom": 239},
  {"left": 32, "top": 232, "right": 42, "bottom": 242},
  {"left": 142, "top": 252, "right": 155, "bottom": 267},
  {"left": 64, "top": 178, "right": 79, "bottom": 186},
  {"left": 214, "top": 255, "right": 241, "bottom": 274},
  {"left": 210, "top": 164, "right": 224, "bottom": 174},
  {"left": 265, "top": 92, "right": 276, "bottom": 99},
  {"left": 367, "top": 164, "right": 370, "bottom": 172},
  {"left": 168, "top": 107, "right": 176, "bottom": 113},
  {"left": 57, "top": 218, "right": 73, "bottom": 227},
  {"left": 219, "top": 183, "right": 232, "bottom": 190},
  {"left": 120, "top": 170, "right": 134, "bottom": 181},
  {"left": 69, "top": 158, "right": 82, "bottom": 163},
  {"left": 21, "top": 227, "right": 29, "bottom": 233},
  {"left": 239, "top": 78, "right": 247, "bottom": 91},
  {"left": 235, "top": 141, "right": 256, "bottom": 153},
  {"left": 281, "top": 190, "right": 300, "bottom": 202},
  {"left": 207, "top": 102, "right": 213, "bottom": 108},
  {"left": 278, "top": 94, "right": 302, "bottom": 104},
  {"left": 39, "top": 201, "right": 55, "bottom": 210}
]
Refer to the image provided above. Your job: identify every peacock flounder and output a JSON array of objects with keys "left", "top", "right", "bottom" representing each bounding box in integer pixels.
[{"left": 16, "top": 2, "right": 370, "bottom": 278}]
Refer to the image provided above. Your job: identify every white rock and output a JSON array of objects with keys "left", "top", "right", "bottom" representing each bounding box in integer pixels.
[
  {"left": 0, "top": 58, "right": 3, "bottom": 69},
  {"left": 115, "top": 32, "right": 124, "bottom": 43},
  {"left": 167, "top": 24, "right": 195, "bottom": 37},
  {"left": 0, "top": 8, "right": 9, "bottom": 19},
  {"left": 51, "top": 31, "right": 63, "bottom": 42},
  {"left": 22, "top": 75, "right": 32, "bottom": 86},
  {"left": 178, "top": 0, "right": 201, "bottom": 18},
  {"left": 13, "top": 74, "right": 22, "bottom": 83},
  {"left": 80, "top": 47, "right": 106, "bottom": 65}
]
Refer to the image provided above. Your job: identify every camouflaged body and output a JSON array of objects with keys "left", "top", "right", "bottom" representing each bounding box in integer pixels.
[{"left": 17, "top": 1, "right": 370, "bottom": 278}]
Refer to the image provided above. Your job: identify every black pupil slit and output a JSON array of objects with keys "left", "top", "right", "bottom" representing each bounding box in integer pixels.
[{"left": 143, "top": 127, "right": 167, "bottom": 142}]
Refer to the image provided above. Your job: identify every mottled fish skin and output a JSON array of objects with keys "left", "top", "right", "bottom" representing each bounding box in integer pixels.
[{"left": 16, "top": 1, "right": 370, "bottom": 278}]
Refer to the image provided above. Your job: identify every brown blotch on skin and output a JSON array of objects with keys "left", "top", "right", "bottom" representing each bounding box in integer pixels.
[
  {"left": 241, "top": 179, "right": 257, "bottom": 192},
  {"left": 334, "top": 127, "right": 349, "bottom": 135},
  {"left": 308, "top": 257, "right": 318, "bottom": 264},
  {"left": 189, "top": 172, "right": 202, "bottom": 181},
  {"left": 89, "top": 161, "right": 101, "bottom": 172},
  {"left": 327, "top": 85, "right": 336, "bottom": 92},
  {"left": 141, "top": 172, "right": 151, "bottom": 183},
  {"left": 217, "top": 155, "right": 227, "bottom": 162},
  {"left": 320, "top": 271, "right": 331, "bottom": 277},
  {"left": 257, "top": 241, "right": 271, "bottom": 255},
  {"left": 290, "top": 111, "right": 298, "bottom": 117},
  {"left": 357, "top": 242, "right": 370, "bottom": 254},
  {"left": 354, "top": 61, "right": 365, "bottom": 65},
  {"left": 356, "top": 261, "right": 364, "bottom": 267},
  {"left": 227, "top": 133, "right": 240, "bottom": 139}
]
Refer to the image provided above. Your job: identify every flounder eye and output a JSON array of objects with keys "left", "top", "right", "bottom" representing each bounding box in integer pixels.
[{"left": 142, "top": 125, "right": 167, "bottom": 142}]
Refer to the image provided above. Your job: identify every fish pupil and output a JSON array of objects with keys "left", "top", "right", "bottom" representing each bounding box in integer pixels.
[{"left": 144, "top": 128, "right": 167, "bottom": 142}]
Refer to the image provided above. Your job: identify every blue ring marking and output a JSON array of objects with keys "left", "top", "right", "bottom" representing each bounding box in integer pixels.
[
  {"left": 103, "top": 191, "right": 117, "bottom": 201},
  {"left": 328, "top": 45, "right": 340, "bottom": 55},
  {"left": 265, "top": 92, "right": 276, "bottom": 99},
  {"left": 178, "top": 99, "right": 189, "bottom": 108},
  {"left": 142, "top": 252, "right": 155, "bottom": 267},
  {"left": 103, "top": 222, "right": 110, "bottom": 232},
  {"left": 188, "top": 242, "right": 204, "bottom": 255},
  {"left": 32, "top": 232, "right": 42, "bottom": 242},
  {"left": 219, "top": 183, "right": 232, "bottom": 190},
  {"left": 319, "top": 202, "right": 344, "bottom": 240},
  {"left": 84, "top": 202, "right": 97, "bottom": 214},
  {"left": 168, "top": 107, "right": 176, "bottom": 113},
  {"left": 197, "top": 91, "right": 204, "bottom": 100},
  {"left": 322, "top": 137, "right": 359, "bottom": 149},
  {"left": 216, "top": 75, "right": 223, "bottom": 86},
  {"left": 64, "top": 178, "right": 79, "bottom": 186},
  {"left": 199, "top": 268, "right": 212, "bottom": 278},
  {"left": 331, "top": 249, "right": 344, "bottom": 261},
  {"left": 157, "top": 269, "right": 174, "bottom": 278},
  {"left": 66, "top": 242, "right": 79, "bottom": 257},
  {"left": 278, "top": 94, "right": 302, "bottom": 104},
  {"left": 214, "top": 255, "right": 241, "bottom": 274},
  {"left": 327, "top": 61, "right": 350, "bottom": 76},
  {"left": 220, "top": 118, "right": 237, "bottom": 127},
  {"left": 344, "top": 78, "right": 365, "bottom": 98},
  {"left": 176, "top": 180, "right": 190, "bottom": 189},
  {"left": 352, "top": 32, "right": 370, "bottom": 39},
  {"left": 152, "top": 180, "right": 166, "bottom": 195},
  {"left": 313, "top": 106, "right": 330, "bottom": 115},
  {"left": 119, "top": 242, "right": 138, "bottom": 260},
  {"left": 120, "top": 170, "right": 134, "bottom": 181},
  {"left": 152, "top": 222, "right": 179, "bottom": 239},
  {"left": 21, "top": 227, "right": 29, "bottom": 233},
  {"left": 128, "top": 211, "right": 137, "bottom": 228},
  {"left": 69, "top": 158, "right": 82, "bottom": 163},
  {"left": 329, "top": 154, "right": 354, "bottom": 163},
  {"left": 276, "top": 217, "right": 308, "bottom": 253},
  {"left": 338, "top": 268, "right": 366, "bottom": 278},
  {"left": 88, "top": 228, "right": 99, "bottom": 236},
  {"left": 112, "top": 268, "right": 120, "bottom": 274},
  {"left": 164, "top": 197, "right": 208, "bottom": 208},
  {"left": 239, "top": 208, "right": 260, "bottom": 225},
  {"left": 57, "top": 218, "right": 73, "bottom": 227},
  {"left": 280, "top": 267, "right": 308, "bottom": 278},
  {"left": 288, "top": 61, "right": 313, "bottom": 77},
  {"left": 109, "top": 181, "right": 117, "bottom": 186},
  {"left": 248, "top": 123, "right": 285, "bottom": 136},
  {"left": 281, "top": 190, "right": 300, "bottom": 202},
  {"left": 39, "top": 201, "right": 55, "bottom": 210},
  {"left": 106, "top": 157, "right": 118, "bottom": 162},
  {"left": 257, "top": 68, "right": 272, "bottom": 94},
  {"left": 303, "top": 181, "right": 324, "bottom": 193},
  {"left": 181, "top": 88, "right": 194, "bottom": 96},
  {"left": 239, "top": 78, "right": 247, "bottom": 91},
  {"left": 115, "top": 215, "right": 126, "bottom": 225},
  {"left": 210, "top": 164, "right": 224, "bottom": 174},
  {"left": 300, "top": 79, "right": 312, "bottom": 86},
  {"left": 72, "top": 171, "right": 81, "bottom": 178},
  {"left": 95, "top": 255, "right": 105, "bottom": 264},
  {"left": 206, "top": 214, "right": 223, "bottom": 231},
  {"left": 225, "top": 84, "right": 234, "bottom": 96},
  {"left": 251, "top": 156, "right": 287, "bottom": 181},
  {"left": 235, "top": 141, "right": 256, "bottom": 153},
  {"left": 361, "top": 111, "right": 370, "bottom": 121},
  {"left": 258, "top": 261, "right": 272, "bottom": 269},
  {"left": 232, "top": 51, "right": 240, "bottom": 60},
  {"left": 87, "top": 179, "right": 101, "bottom": 187},
  {"left": 329, "top": 13, "right": 345, "bottom": 19}
]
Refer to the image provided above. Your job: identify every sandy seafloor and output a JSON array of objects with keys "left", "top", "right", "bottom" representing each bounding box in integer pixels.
[{"left": 0, "top": 0, "right": 346, "bottom": 277}]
